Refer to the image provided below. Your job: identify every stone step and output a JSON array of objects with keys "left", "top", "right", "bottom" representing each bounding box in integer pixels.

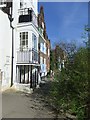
[{"left": 13, "top": 83, "right": 33, "bottom": 94}]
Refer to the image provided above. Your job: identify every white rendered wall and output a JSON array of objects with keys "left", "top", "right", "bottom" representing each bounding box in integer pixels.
[
  {"left": 13, "top": 0, "right": 39, "bottom": 84},
  {"left": 0, "top": 10, "right": 12, "bottom": 89},
  {"left": 12, "top": 0, "right": 38, "bottom": 27},
  {"left": 0, "top": 0, "right": 39, "bottom": 89}
]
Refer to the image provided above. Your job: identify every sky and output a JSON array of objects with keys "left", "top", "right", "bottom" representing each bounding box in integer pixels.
[{"left": 38, "top": 2, "right": 88, "bottom": 48}]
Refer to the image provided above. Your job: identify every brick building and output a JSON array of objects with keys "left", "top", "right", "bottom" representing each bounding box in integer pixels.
[{"left": 38, "top": 6, "right": 50, "bottom": 77}]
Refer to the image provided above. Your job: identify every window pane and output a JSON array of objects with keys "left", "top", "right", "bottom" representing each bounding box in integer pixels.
[
  {"left": 22, "top": 41, "right": 25, "bottom": 45},
  {"left": 26, "top": 32, "right": 28, "bottom": 39},
  {"left": 22, "top": 32, "right": 25, "bottom": 39},
  {"left": 20, "top": 33, "right": 21, "bottom": 38},
  {"left": 32, "top": 33, "right": 37, "bottom": 50},
  {"left": 20, "top": 32, "right": 28, "bottom": 49},
  {"left": 26, "top": 35, "right": 28, "bottom": 39},
  {"left": 26, "top": 40, "right": 28, "bottom": 45}
]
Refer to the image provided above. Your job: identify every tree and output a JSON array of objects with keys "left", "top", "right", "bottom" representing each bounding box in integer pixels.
[
  {"left": 50, "top": 41, "right": 88, "bottom": 119},
  {"left": 50, "top": 44, "right": 66, "bottom": 71},
  {"left": 50, "top": 49, "right": 55, "bottom": 71}
]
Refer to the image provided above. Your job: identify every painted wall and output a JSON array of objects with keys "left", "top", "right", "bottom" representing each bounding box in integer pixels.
[
  {"left": 13, "top": 0, "right": 38, "bottom": 27},
  {"left": 0, "top": 10, "right": 12, "bottom": 89},
  {"left": 13, "top": 0, "right": 39, "bottom": 83},
  {"left": 0, "top": 0, "right": 39, "bottom": 89}
]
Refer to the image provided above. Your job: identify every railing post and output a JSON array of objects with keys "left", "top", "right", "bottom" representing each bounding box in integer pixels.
[
  {"left": 23, "top": 65, "right": 25, "bottom": 83},
  {"left": 30, "top": 65, "right": 32, "bottom": 88},
  {"left": 37, "top": 67, "right": 39, "bottom": 85},
  {"left": 27, "top": 65, "right": 29, "bottom": 84},
  {"left": 32, "top": 72, "right": 34, "bottom": 88},
  {"left": 35, "top": 69, "right": 37, "bottom": 88},
  {"left": 20, "top": 66, "right": 21, "bottom": 83}
]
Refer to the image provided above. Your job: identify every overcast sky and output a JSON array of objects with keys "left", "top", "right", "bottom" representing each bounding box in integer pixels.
[{"left": 38, "top": 2, "right": 88, "bottom": 48}]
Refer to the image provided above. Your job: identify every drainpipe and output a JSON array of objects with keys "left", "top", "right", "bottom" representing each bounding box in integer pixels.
[
  {"left": 8, "top": 7, "right": 14, "bottom": 87},
  {"left": 10, "top": 20, "right": 14, "bottom": 87}
]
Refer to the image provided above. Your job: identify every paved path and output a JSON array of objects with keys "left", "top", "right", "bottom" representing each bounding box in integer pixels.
[{"left": 2, "top": 88, "right": 55, "bottom": 118}]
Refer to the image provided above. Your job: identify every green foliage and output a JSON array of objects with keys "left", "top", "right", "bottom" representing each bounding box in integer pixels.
[
  {"left": 50, "top": 44, "right": 66, "bottom": 70},
  {"left": 50, "top": 47, "right": 88, "bottom": 119}
]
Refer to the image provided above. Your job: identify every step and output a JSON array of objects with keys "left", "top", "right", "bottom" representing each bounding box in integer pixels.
[{"left": 13, "top": 83, "right": 33, "bottom": 94}]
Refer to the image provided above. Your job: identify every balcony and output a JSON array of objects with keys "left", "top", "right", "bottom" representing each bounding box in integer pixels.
[
  {"left": 18, "top": 8, "right": 38, "bottom": 27},
  {"left": 17, "top": 48, "right": 39, "bottom": 64}
]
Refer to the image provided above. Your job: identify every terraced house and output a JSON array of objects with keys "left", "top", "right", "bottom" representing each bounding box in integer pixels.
[
  {"left": 38, "top": 6, "right": 50, "bottom": 77},
  {"left": 0, "top": 0, "right": 50, "bottom": 91}
]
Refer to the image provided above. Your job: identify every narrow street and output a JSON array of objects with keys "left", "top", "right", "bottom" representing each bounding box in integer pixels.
[
  {"left": 2, "top": 80, "right": 65, "bottom": 119},
  {"left": 2, "top": 89, "right": 53, "bottom": 118}
]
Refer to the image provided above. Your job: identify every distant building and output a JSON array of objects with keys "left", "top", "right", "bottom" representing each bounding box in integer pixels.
[
  {"left": 0, "top": 1, "right": 50, "bottom": 91},
  {"left": 51, "top": 45, "right": 66, "bottom": 71},
  {"left": 38, "top": 6, "right": 50, "bottom": 77}
]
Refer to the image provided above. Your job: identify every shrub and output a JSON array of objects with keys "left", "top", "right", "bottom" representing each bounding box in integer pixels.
[{"left": 50, "top": 47, "right": 88, "bottom": 119}]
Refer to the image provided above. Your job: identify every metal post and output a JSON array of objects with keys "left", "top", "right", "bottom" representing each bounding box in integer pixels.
[
  {"left": 30, "top": 65, "right": 32, "bottom": 88},
  {"left": 37, "top": 67, "right": 39, "bottom": 85},
  {"left": 20, "top": 66, "right": 21, "bottom": 83},
  {"left": 24, "top": 65, "right": 25, "bottom": 83},
  {"left": 10, "top": 24, "right": 14, "bottom": 87},
  {"left": 16, "top": 65, "right": 17, "bottom": 82},
  {"left": 27, "top": 65, "right": 29, "bottom": 84},
  {"left": 35, "top": 69, "right": 37, "bottom": 88},
  {"left": 8, "top": 6, "right": 14, "bottom": 87}
]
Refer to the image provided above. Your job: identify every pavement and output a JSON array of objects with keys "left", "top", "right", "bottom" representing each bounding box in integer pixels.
[{"left": 2, "top": 88, "right": 55, "bottom": 118}]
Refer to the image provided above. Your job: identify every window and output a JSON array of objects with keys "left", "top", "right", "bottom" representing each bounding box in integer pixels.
[
  {"left": 20, "top": 32, "right": 28, "bottom": 50},
  {"left": 20, "top": 0, "right": 27, "bottom": 8},
  {"left": 20, "top": 0, "right": 25, "bottom": 8},
  {"left": 20, "top": 2, "right": 23, "bottom": 8},
  {"left": 32, "top": 33, "right": 37, "bottom": 50},
  {"left": 32, "top": 50, "right": 38, "bottom": 63},
  {"left": 40, "top": 42, "right": 46, "bottom": 54},
  {"left": 42, "top": 22, "right": 44, "bottom": 29},
  {"left": 0, "top": 0, "right": 6, "bottom": 5},
  {"left": 44, "top": 58, "right": 46, "bottom": 64},
  {"left": 40, "top": 56, "right": 43, "bottom": 64},
  {"left": 48, "top": 48, "right": 50, "bottom": 56}
]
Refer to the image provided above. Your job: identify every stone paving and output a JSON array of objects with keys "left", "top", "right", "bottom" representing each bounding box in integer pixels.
[
  {"left": 2, "top": 80, "right": 65, "bottom": 119},
  {"left": 2, "top": 89, "right": 54, "bottom": 118}
]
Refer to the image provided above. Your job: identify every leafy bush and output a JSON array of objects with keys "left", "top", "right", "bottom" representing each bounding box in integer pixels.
[{"left": 50, "top": 47, "right": 88, "bottom": 119}]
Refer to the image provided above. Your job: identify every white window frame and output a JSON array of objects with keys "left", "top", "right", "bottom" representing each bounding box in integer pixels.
[{"left": 20, "top": 32, "right": 28, "bottom": 50}]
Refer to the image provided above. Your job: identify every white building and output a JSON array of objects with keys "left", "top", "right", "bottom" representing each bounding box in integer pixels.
[
  {"left": 0, "top": 0, "right": 41, "bottom": 91},
  {"left": 0, "top": 9, "right": 12, "bottom": 90}
]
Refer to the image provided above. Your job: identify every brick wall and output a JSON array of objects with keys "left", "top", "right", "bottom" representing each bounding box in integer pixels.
[{"left": 38, "top": 6, "right": 51, "bottom": 74}]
